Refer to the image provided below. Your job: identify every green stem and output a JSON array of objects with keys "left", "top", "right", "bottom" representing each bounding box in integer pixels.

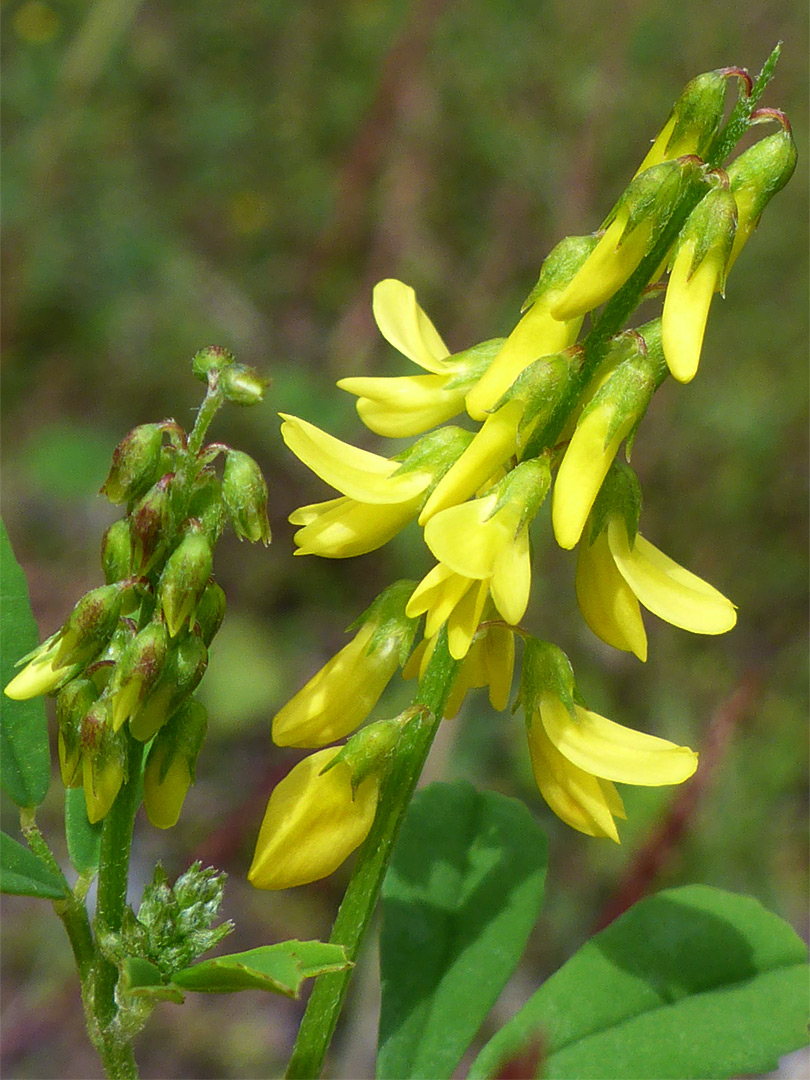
[
  {"left": 187, "top": 384, "right": 224, "bottom": 458},
  {"left": 285, "top": 632, "right": 459, "bottom": 1079},
  {"left": 91, "top": 733, "right": 143, "bottom": 1078}
]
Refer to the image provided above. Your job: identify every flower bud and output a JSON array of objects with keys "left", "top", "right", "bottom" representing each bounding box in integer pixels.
[
  {"left": 109, "top": 620, "right": 169, "bottom": 731},
  {"left": 634, "top": 69, "right": 730, "bottom": 175},
  {"left": 186, "top": 468, "right": 224, "bottom": 546},
  {"left": 101, "top": 518, "right": 132, "bottom": 585},
  {"left": 54, "top": 584, "right": 124, "bottom": 669},
  {"left": 56, "top": 678, "right": 98, "bottom": 787},
  {"left": 248, "top": 747, "right": 380, "bottom": 890},
  {"left": 157, "top": 528, "right": 214, "bottom": 638},
  {"left": 551, "top": 157, "right": 701, "bottom": 322},
  {"left": 662, "top": 181, "right": 737, "bottom": 383},
  {"left": 219, "top": 363, "right": 270, "bottom": 406},
  {"left": 80, "top": 699, "right": 126, "bottom": 824},
  {"left": 192, "top": 345, "right": 235, "bottom": 383},
  {"left": 222, "top": 450, "right": 271, "bottom": 545},
  {"left": 272, "top": 580, "right": 418, "bottom": 748},
  {"left": 129, "top": 630, "right": 208, "bottom": 742},
  {"left": 129, "top": 473, "right": 174, "bottom": 574},
  {"left": 143, "top": 698, "right": 208, "bottom": 829},
  {"left": 100, "top": 423, "right": 165, "bottom": 505},
  {"left": 194, "top": 581, "right": 226, "bottom": 646},
  {"left": 4, "top": 634, "right": 77, "bottom": 700},
  {"left": 725, "top": 121, "right": 797, "bottom": 272}
]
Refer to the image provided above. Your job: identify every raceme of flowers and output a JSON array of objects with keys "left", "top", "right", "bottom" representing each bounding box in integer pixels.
[{"left": 249, "top": 68, "right": 795, "bottom": 889}]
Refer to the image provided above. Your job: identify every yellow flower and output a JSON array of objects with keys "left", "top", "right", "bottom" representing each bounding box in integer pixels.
[
  {"left": 4, "top": 649, "right": 71, "bottom": 700},
  {"left": 632, "top": 69, "right": 729, "bottom": 177},
  {"left": 527, "top": 692, "right": 698, "bottom": 842},
  {"left": 406, "top": 564, "right": 489, "bottom": 661},
  {"left": 248, "top": 748, "right": 379, "bottom": 890},
  {"left": 290, "top": 494, "right": 422, "bottom": 559},
  {"left": 338, "top": 279, "right": 497, "bottom": 437},
  {"left": 576, "top": 514, "right": 737, "bottom": 660},
  {"left": 272, "top": 582, "right": 415, "bottom": 748},
  {"left": 661, "top": 185, "right": 737, "bottom": 383}
]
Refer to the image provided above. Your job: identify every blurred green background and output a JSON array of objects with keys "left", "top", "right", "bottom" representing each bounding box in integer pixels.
[{"left": 2, "top": 1, "right": 807, "bottom": 1077}]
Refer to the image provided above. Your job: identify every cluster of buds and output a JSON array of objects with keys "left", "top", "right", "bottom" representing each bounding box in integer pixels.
[
  {"left": 5, "top": 348, "right": 271, "bottom": 825},
  {"left": 249, "top": 64, "right": 795, "bottom": 885}
]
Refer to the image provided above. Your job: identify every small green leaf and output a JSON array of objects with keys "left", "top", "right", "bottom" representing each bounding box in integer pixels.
[
  {"left": 121, "top": 956, "right": 186, "bottom": 1004},
  {"left": 65, "top": 786, "right": 103, "bottom": 877},
  {"left": 0, "top": 831, "right": 68, "bottom": 899},
  {"left": 0, "top": 520, "right": 51, "bottom": 808},
  {"left": 171, "top": 941, "right": 351, "bottom": 998},
  {"left": 377, "top": 781, "right": 549, "bottom": 1080},
  {"left": 469, "top": 885, "right": 810, "bottom": 1080}
]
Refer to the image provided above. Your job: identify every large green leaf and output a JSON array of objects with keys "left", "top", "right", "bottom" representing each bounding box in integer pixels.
[
  {"left": 170, "top": 940, "right": 351, "bottom": 997},
  {"left": 0, "top": 831, "right": 68, "bottom": 899},
  {"left": 0, "top": 520, "right": 51, "bottom": 808},
  {"left": 377, "top": 781, "right": 549, "bottom": 1080},
  {"left": 65, "top": 786, "right": 103, "bottom": 877},
  {"left": 469, "top": 885, "right": 810, "bottom": 1079}
]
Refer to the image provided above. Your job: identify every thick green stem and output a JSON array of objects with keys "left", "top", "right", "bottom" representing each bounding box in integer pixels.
[
  {"left": 286, "top": 633, "right": 459, "bottom": 1079},
  {"left": 91, "top": 733, "right": 143, "bottom": 1077}
]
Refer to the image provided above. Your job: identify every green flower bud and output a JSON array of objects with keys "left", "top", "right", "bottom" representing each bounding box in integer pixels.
[
  {"left": 326, "top": 712, "right": 414, "bottom": 794},
  {"left": 157, "top": 528, "right": 214, "bottom": 638},
  {"left": 129, "top": 473, "right": 174, "bottom": 574},
  {"left": 129, "top": 630, "right": 208, "bottom": 742},
  {"left": 80, "top": 698, "right": 126, "bottom": 824},
  {"left": 186, "top": 467, "right": 225, "bottom": 546},
  {"left": 634, "top": 68, "right": 732, "bottom": 175},
  {"left": 54, "top": 584, "right": 125, "bottom": 669},
  {"left": 192, "top": 345, "right": 235, "bottom": 383},
  {"left": 194, "top": 581, "right": 226, "bottom": 646},
  {"left": 222, "top": 450, "right": 271, "bottom": 545},
  {"left": 143, "top": 698, "right": 208, "bottom": 829},
  {"left": 56, "top": 678, "right": 98, "bottom": 787},
  {"left": 101, "top": 518, "right": 133, "bottom": 585},
  {"left": 219, "top": 363, "right": 270, "bottom": 406},
  {"left": 100, "top": 423, "right": 164, "bottom": 505},
  {"left": 109, "top": 620, "right": 169, "bottom": 731}
]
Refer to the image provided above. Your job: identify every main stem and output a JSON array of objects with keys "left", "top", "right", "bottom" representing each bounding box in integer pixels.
[
  {"left": 90, "top": 733, "right": 143, "bottom": 1079},
  {"left": 285, "top": 633, "right": 459, "bottom": 1079}
]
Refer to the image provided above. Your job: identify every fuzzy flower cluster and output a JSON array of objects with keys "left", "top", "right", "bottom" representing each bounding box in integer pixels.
[
  {"left": 249, "top": 68, "right": 796, "bottom": 890},
  {"left": 5, "top": 350, "right": 271, "bottom": 826}
]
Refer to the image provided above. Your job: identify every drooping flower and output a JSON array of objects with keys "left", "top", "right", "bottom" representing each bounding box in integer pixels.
[
  {"left": 272, "top": 581, "right": 417, "bottom": 748},
  {"left": 248, "top": 747, "right": 380, "bottom": 891},
  {"left": 406, "top": 564, "right": 489, "bottom": 661},
  {"left": 576, "top": 513, "right": 737, "bottom": 660},
  {"left": 521, "top": 639, "right": 698, "bottom": 841}
]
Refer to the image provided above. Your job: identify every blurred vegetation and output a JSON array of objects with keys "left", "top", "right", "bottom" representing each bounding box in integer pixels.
[{"left": 1, "top": 1, "right": 807, "bottom": 1077}]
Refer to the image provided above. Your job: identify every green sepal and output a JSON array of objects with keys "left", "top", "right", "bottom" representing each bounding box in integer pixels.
[
  {"left": 588, "top": 464, "right": 643, "bottom": 547},
  {"left": 517, "top": 638, "right": 577, "bottom": 724},
  {"left": 521, "top": 234, "right": 601, "bottom": 312},
  {"left": 659, "top": 69, "right": 729, "bottom": 160},
  {"left": 727, "top": 126, "right": 798, "bottom": 223},
  {"left": 0, "top": 831, "right": 69, "bottom": 899},
  {"left": 346, "top": 579, "right": 421, "bottom": 667},
  {"left": 487, "top": 456, "right": 551, "bottom": 531},
  {"left": 392, "top": 425, "right": 474, "bottom": 478},
  {"left": 442, "top": 338, "right": 506, "bottom": 389},
  {"left": 171, "top": 941, "right": 351, "bottom": 997}
]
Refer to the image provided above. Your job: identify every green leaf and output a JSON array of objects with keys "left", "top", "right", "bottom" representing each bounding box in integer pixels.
[
  {"left": 377, "top": 780, "right": 549, "bottom": 1080},
  {"left": 121, "top": 956, "right": 186, "bottom": 1004},
  {"left": 469, "top": 885, "right": 810, "bottom": 1080},
  {"left": 0, "top": 831, "right": 68, "bottom": 899},
  {"left": 0, "top": 520, "right": 51, "bottom": 808},
  {"left": 65, "top": 786, "right": 103, "bottom": 877},
  {"left": 171, "top": 940, "right": 351, "bottom": 998}
]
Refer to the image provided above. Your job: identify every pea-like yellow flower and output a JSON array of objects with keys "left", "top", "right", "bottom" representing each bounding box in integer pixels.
[
  {"left": 248, "top": 748, "right": 380, "bottom": 891},
  {"left": 338, "top": 279, "right": 497, "bottom": 437},
  {"left": 272, "top": 582, "right": 416, "bottom": 748},
  {"left": 576, "top": 514, "right": 737, "bottom": 660},
  {"left": 633, "top": 69, "right": 729, "bottom": 177},
  {"left": 527, "top": 693, "right": 697, "bottom": 841},
  {"left": 661, "top": 184, "right": 737, "bottom": 383},
  {"left": 4, "top": 645, "right": 72, "bottom": 700},
  {"left": 406, "top": 564, "right": 489, "bottom": 661},
  {"left": 290, "top": 494, "right": 422, "bottom": 559}
]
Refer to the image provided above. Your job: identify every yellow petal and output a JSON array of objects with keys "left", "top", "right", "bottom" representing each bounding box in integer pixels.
[
  {"left": 465, "top": 303, "right": 580, "bottom": 421},
  {"left": 482, "top": 625, "right": 515, "bottom": 711},
  {"left": 248, "top": 749, "right": 379, "bottom": 890},
  {"left": 338, "top": 373, "right": 464, "bottom": 437},
  {"left": 540, "top": 694, "right": 698, "bottom": 786},
  {"left": 661, "top": 243, "right": 722, "bottom": 383},
  {"left": 607, "top": 518, "right": 737, "bottom": 635},
  {"left": 447, "top": 579, "right": 488, "bottom": 659},
  {"left": 372, "top": 279, "right": 450, "bottom": 373},
  {"left": 576, "top": 528, "right": 648, "bottom": 660},
  {"left": 419, "top": 399, "right": 524, "bottom": 524},
  {"left": 527, "top": 720, "right": 621, "bottom": 841},
  {"left": 552, "top": 405, "right": 632, "bottom": 550},
  {"left": 550, "top": 215, "right": 654, "bottom": 322},
  {"left": 143, "top": 751, "right": 192, "bottom": 829},
  {"left": 406, "top": 564, "right": 475, "bottom": 639},
  {"left": 424, "top": 494, "right": 516, "bottom": 579},
  {"left": 4, "top": 654, "right": 66, "bottom": 700},
  {"left": 280, "top": 414, "right": 430, "bottom": 503},
  {"left": 272, "top": 623, "right": 399, "bottom": 748},
  {"left": 490, "top": 527, "right": 531, "bottom": 625},
  {"left": 290, "top": 495, "right": 421, "bottom": 558}
]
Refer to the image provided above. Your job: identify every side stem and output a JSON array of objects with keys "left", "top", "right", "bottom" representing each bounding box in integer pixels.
[{"left": 285, "top": 632, "right": 459, "bottom": 1079}]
